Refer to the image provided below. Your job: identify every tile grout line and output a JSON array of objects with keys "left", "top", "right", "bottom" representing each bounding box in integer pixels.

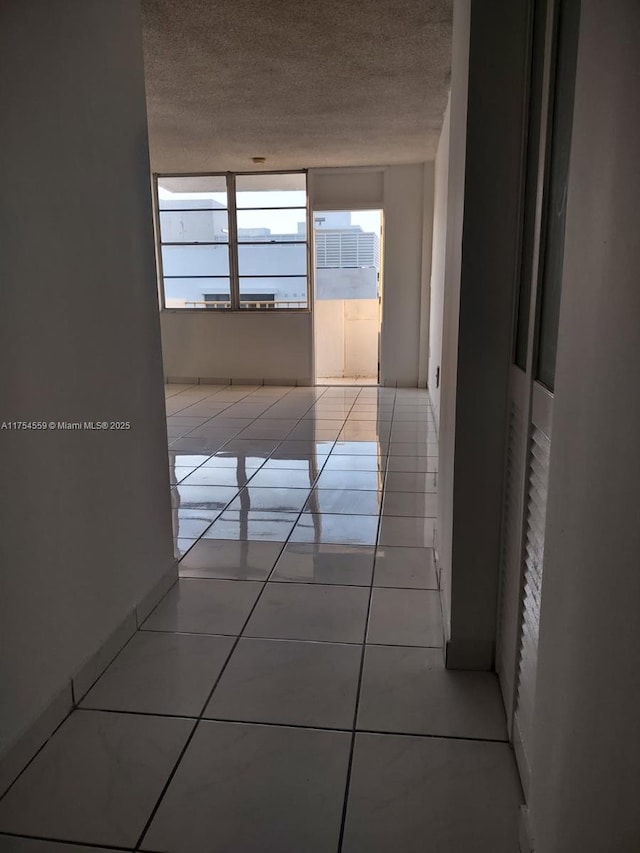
[
  {"left": 131, "top": 470, "right": 337, "bottom": 852},
  {"left": 335, "top": 386, "right": 398, "bottom": 853},
  {"left": 0, "top": 830, "right": 134, "bottom": 851},
  {"left": 71, "top": 709, "right": 510, "bottom": 745},
  {"left": 0, "top": 706, "right": 76, "bottom": 807},
  {"left": 138, "top": 624, "right": 445, "bottom": 650}
]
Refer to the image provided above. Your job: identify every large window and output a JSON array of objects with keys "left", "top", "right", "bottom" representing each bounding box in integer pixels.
[{"left": 155, "top": 172, "right": 309, "bottom": 310}]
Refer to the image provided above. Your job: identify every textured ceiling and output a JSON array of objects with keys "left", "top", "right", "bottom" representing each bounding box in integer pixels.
[{"left": 142, "top": 0, "right": 452, "bottom": 172}]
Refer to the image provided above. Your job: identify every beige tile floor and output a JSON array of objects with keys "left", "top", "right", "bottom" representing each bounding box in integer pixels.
[{"left": 0, "top": 383, "right": 522, "bottom": 853}]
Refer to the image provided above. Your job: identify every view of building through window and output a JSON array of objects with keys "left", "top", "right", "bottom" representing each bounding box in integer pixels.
[
  {"left": 156, "top": 176, "right": 382, "bottom": 311},
  {"left": 314, "top": 211, "right": 380, "bottom": 300},
  {"left": 157, "top": 172, "right": 309, "bottom": 309}
]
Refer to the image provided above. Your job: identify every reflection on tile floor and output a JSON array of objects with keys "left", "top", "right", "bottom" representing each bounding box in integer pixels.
[{"left": 0, "top": 383, "right": 522, "bottom": 853}]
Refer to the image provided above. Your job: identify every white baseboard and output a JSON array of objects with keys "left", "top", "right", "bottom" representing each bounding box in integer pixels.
[
  {"left": 198, "top": 376, "right": 231, "bottom": 385},
  {"left": 230, "top": 377, "right": 264, "bottom": 386},
  {"left": 72, "top": 610, "right": 137, "bottom": 703},
  {"left": 165, "top": 376, "right": 313, "bottom": 387},
  {"left": 136, "top": 562, "right": 178, "bottom": 627},
  {"left": 263, "top": 378, "right": 303, "bottom": 387},
  {"left": 165, "top": 375, "right": 200, "bottom": 384},
  {"left": 445, "top": 636, "right": 495, "bottom": 671},
  {"left": 0, "top": 560, "right": 178, "bottom": 798}
]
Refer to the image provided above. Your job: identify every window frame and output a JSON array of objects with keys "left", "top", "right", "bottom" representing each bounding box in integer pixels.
[{"left": 153, "top": 169, "right": 311, "bottom": 312}]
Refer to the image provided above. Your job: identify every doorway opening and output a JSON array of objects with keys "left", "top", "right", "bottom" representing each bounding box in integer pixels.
[{"left": 313, "top": 209, "right": 383, "bottom": 385}]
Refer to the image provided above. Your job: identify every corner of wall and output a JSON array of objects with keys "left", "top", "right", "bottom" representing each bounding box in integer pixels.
[
  {"left": 518, "top": 806, "right": 535, "bottom": 852},
  {"left": 0, "top": 557, "right": 178, "bottom": 799}
]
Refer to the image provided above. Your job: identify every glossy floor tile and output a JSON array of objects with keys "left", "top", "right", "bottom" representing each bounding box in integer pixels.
[
  {"left": 141, "top": 721, "right": 351, "bottom": 853},
  {"left": 384, "top": 471, "right": 438, "bottom": 492},
  {"left": 226, "top": 486, "right": 310, "bottom": 512},
  {"left": 270, "top": 543, "right": 375, "bottom": 585},
  {"left": 204, "top": 638, "right": 361, "bottom": 728},
  {"left": 244, "top": 583, "right": 370, "bottom": 643},
  {"left": 290, "top": 512, "right": 379, "bottom": 545},
  {"left": 180, "top": 467, "right": 260, "bottom": 487},
  {"left": 357, "top": 645, "right": 508, "bottom": 739},
  {"left": 373, "top": 545, "right": 438, "bottom": 589},
  {"left": 0, "top": 711, "right": 193, "bottom": 848},
  {"left": 0, "top": 383, "right": 522, "bottom": 851},
  {"left": 81, "top": 631, "right": 235, "bottom": 716},
  {"left": 142, "top": 578, "right": 263, "bottom": 635},
  {"left": 367, "top": 588, "right": 443, "bottom": 646},
  {"left": 386, "top": 456, "right": 437, "bottom": 473},
  {"left": 378, "top": 515, "right": 435, "bottom": 547},
  {"left": 173, "top": 484, "right": 239, "bottom": 509},
  {"left": 342, "top": 733, "right": 521, "bottom": 853},
  {"left": 247, "top": 468, "right": 321, "bottom": 489},
  {"left": 324, "top": 454, "right": 386, "bottom": 471},
  {"left": 0, "top": 839, "right": 120, "bottom": 853},
  {"left": 261, "top": 454, "right": 328, "bottom": 470},
  {"left": 331, "top": 441, "right": 389, "bottom": 455},
  {"left": 171, "top": 508, "right": 219, "bottom": 539},
  {"left": 203, "top": 510, "right": 299, "bottom": 542},
  {"left": 315, "top": 469, "right": 385, "bottom": 491},
  {"left": 304, "top": 488, "right": 383, "bottom": 516},
  {"left": 382, "top": 490, "right": 437, "bottom": 517},
  {"left": 179, "top": 539, "right": 283, "bottom": 580}
]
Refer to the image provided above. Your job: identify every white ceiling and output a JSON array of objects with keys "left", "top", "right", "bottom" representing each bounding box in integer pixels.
[{"left": 142, "top": 0, "right": 452, "bottom": 173}]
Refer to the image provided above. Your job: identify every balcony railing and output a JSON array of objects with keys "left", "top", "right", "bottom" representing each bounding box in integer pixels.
[{"left": 184, "top": 299, "right": 307, "bottom": 309}]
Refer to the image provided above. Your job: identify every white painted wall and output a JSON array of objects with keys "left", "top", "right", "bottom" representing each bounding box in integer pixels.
[
  {"left": 428, "top": 96, "right": 451, "bottom": 426},
  {"left": 161, "top": 311, "right": 313, "bottom": 384},
  {"left": 310, "top": 169, "right": 385, "bottom": 210},
  {"left": 418, "top": 163, "right": 435, "bottom": 388},
  {"left": 0, "top": 1, "right": 174, "bottom": 759},
  {"left": 380, "top": 164, "right": 427, "bottom": 387},
  {"left": 436, "top": 1, "right": 470, "bottom": 643},
  {"left": 437, "top": 0, "right": 529, "bottom": 668},
  {"left": 528, "top": 4, "right": 640, "bottom": 849}
]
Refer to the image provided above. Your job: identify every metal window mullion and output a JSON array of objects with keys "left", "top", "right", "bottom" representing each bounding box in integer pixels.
[
  {"left": 238, "top": 274, "right": 307, "bottom": 279},
  {"left": 161, "top": 242, "right": 230, "bottom": 247},
  {"left": 227, "top": 173, "right": 240, "bottom": 309},
  {"left": 235, "top": 206, "right": 307, "bottom": 212}
]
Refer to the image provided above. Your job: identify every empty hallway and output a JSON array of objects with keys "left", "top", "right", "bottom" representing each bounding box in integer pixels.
[
  {"left": 0, "top": 383, "right": 522, "bottom": 851},
  {"left": 3, "top": 1, "right": 640, "bottom": 850}
]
